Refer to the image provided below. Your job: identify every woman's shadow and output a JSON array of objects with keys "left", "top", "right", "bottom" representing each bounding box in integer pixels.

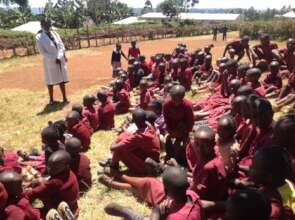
[{"left": 37, "top": 101, "right": 69, "bottom": 116}]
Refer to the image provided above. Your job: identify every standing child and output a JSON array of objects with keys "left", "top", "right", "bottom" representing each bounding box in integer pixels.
[
  {"left": 111, "top": 43, "right": 127, "bottom": 77},
  {"left": 128, "top": 40, "right": 141, "bottom": 59}
]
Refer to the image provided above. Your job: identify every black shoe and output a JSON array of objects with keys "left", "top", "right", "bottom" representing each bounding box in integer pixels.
[{"left": 99, "top": 159, "right": 112, "bottom": 167}]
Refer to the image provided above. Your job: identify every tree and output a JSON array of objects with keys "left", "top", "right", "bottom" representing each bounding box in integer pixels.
[
  {"left": 86, "top": 0, "right": 133, "bottom": 24},
  {"left": 157, "top": 0, "right": 199, "bottom": 19},
  {"left": 141, "top": 0, "right": 153, "bottom": 14}
]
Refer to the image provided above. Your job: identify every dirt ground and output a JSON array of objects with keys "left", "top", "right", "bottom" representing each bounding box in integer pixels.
[{"left": 0, "top": 32, "right": 238, "bottom": 94}]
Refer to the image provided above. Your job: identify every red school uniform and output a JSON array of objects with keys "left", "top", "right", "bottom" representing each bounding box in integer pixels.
[
  {"left": 263, "top": 73, "right": 283, "bottom": 90},
  {"left": 24, "top": 170, "right": 79, "bottom": 217},
  {"left": 139, "top": 90, "right": 152, "bottom": 110},
  {"left": 112, "top": 123, "right": 160, "bottom": 174},
  {"left": 179, "top": 68, "right": 193, "bottom": 91},
  {"left": 280, "top": 48, "right": 295, "bottom": 73},
  {"left": 190, "top": 156, "right": 230, "bottom": 202},
  {"left": 98, "top": 100, "right": 115, "bottom": 130},
  {"left": 186, "top": 142, "right": 199, "bottom": 171},
  {"left": 115, "top": 89, "right": 130, "bottom": 114},
  {"left": 166, "top": 190, "right": 203, "bottom": 220},
  {"left": 253, "top": 43, "right": 278, "bottom": 63},
  {"left": 82, "top": 106, "right": 99, "bottom": 131},
  {"left": 1, "top": 197, "right": 40, "bottom": 220},
  {"left": 0, "top": 151, "right": 22, "bottom": 174},
  {"left": 70, "top": 154, "right": 92, "bottom": 193},
  {"left": 68, "top": 121, "right": 92, "bottom": 152},
  {"left": 229, "top": 40, "right": 249, "bottom": 55},
  {"left": 163, "top": 99, "right": 194, "bottom": 140},
  {"left": 128, "top": 47, "right": 140, "bottom": 58}
]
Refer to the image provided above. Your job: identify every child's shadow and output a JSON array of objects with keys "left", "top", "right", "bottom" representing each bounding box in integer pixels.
[{"left": 37, "top": 101, "right": 68, "bottom": 116}]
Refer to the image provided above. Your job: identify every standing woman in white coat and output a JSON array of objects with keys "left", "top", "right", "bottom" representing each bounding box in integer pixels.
[{"left": 36, "top": 18, "right": 69, "bottom": 105}]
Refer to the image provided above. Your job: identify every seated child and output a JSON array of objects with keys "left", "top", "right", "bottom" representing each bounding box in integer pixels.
[
  {"left": 103, "top": 167, "right": 203, "bottom": 220},
  {"left": 65, "top": 137, "right": 92, "bottom": 194},
  {"left": 245, "top": 68, "right": 266, "bottom": 97},
  {"left": 97, "top": 90, "right": 115, "bottom": 130},
  {"left": 100, "top": 109, "right": 160, "bottom": 175},
  {"left": 0, "top": 171, "right": 40, "bottom": 219},
  {"left": 82, "top": 95, "right": 99, "bottom": 131},
  {"left": 138, "top": 79, "right": 152, "bottom": 110},
  {"left": 113, "top": 79, "right": 131, "bottom": 114},
  {"left": 262, "top": 61, "right": 283, "bottom": 98},
  {"left": 66, "top": 111, "right": 92, "bottom": 152},
  {"left": 24, "top": 150, "right": 79, "bottom": 218}
]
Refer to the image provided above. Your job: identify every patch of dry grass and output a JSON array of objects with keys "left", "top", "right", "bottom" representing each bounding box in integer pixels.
[{"left": 0, "top": 87, "right": 150, "bottom": 220}]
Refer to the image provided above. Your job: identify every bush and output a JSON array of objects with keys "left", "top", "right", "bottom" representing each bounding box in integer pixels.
[
  {"left": 0, "top": 29, "right": 35, "bottom": 49},
  {"left": 239, "top": 19, "right": 295, "bottom": 41}
]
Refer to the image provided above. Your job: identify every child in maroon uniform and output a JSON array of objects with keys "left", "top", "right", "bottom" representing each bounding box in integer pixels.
[
  {"left": 249, "top": 147, "right": 295, "bottom": 219},
  {"left": 138, "top": 79, "right": 152, "bottom": 110},
  {"left": 245, "top": 68, "right": 266, "bottom": 97},
  {"left": 263, "top": 61, "right": 283, "bottom": 98},
  {"left": 223, "top": 36, "right": 251, "bottom": 62},
  {"left": 128, "top": 40, "right": 141, "bottom": 59},
  {"left": 66, "top": 111, "right": 92, "bottom": 152},
  {"left": 97, "top": 90, "right": 115, "bottom": 130},
  {"left": 82, "top": 95, "right": 99, "bottom": 131},
  {"left": 225, "top": 189, "right": 271, "bottom": 220},
  {"left": 100, "top": 109, "right": 160, "bottom": 175},
  {"left": 0, "top": 171, "right": 40, "bottom": 220},
  {"left": 24, "top": 150, "right": 79, "bottom": 218},
  {"left": 103, "top": 167, "right": 204, "bottom": 220},
  {"left": 65, "top": 137, "right": 92, "bottom": 194},
  {"left": 163, "top": 85, "right": 194, "bottom": 165},
  {"left": 113, "top": 80, "right": 131, "bottom": 114}
]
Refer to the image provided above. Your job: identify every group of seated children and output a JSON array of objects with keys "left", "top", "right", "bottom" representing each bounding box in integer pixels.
[{"left": 0, "top": 35, "right": 295, "bottom": 220}]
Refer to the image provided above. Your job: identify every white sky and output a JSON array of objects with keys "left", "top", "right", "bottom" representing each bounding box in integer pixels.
[{"left": 29, "top": 0, "right": 295, "bottom": 9}]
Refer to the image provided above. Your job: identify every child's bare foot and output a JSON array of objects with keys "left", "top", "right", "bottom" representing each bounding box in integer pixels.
[
  {"left": 104, "top": 203, "right": 145, "bottom": 219},
  {"left": 98, "top": 175, "right": 113, "bottom": 188}
]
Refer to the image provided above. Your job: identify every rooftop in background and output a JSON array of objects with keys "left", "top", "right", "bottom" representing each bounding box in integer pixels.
[
  {"left": 113, "top": 16, "right": 147, "bottom": 25},
  {"left": 141, "top": 12, "right": 241, "bottom": 21},
  {"left": 283, "top": 10, "right": 295, "bottom": 18}
]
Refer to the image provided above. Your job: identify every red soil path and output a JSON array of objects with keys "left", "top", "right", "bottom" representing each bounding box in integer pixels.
[{"left": 0, "top": 33, "right": 236, "bottom": 94}]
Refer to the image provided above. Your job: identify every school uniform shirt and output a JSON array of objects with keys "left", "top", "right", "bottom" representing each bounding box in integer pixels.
[
  {"left": 253, "top": 43, "right": 278, "bottom": 62},
  {"left": 163, "top": 99, "right": 194, "bottom": 139},
  {"left": 128, "top": 47, "right": 140, "bottom": 58},
  {"left": 36, "top": 30, "right": 68, "bottom": 86},
  {"left": 24, "top": 170, "right": 79, "bottom": 216},
  {"left": 68, "top": 121, "right": 92, "bottom": 152},
  {"left": 98, "top": 100, "right": 115, "bottom": 130},
  {"left": 70, "top": 154, "right": 92, "bottom": 193},
  {"left": 82, "top": 106, "right": 99, "bottom": 131},
  {"left": 1, "top": 197, "right": 40, "bottom": 220}
]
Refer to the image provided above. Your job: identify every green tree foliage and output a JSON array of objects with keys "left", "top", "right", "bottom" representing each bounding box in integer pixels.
[
  {"left": 157, "top": 0, "right": 199, "bottom": 18},
  {"left": 87, "top": 0, "right": 133, "bottom": 24}
]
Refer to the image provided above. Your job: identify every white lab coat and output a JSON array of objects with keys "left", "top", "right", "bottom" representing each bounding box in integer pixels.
[{"left": 36, "top": 30, "right": 68, "bottom": 85}]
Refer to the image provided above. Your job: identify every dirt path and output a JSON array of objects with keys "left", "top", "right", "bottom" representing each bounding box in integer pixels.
[{"left": 0, "top": 32, "right": 238, "bottom": 95}]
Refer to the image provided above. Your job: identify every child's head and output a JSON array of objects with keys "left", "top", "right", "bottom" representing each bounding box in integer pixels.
[
  {"left": 204, "top": 55, "right": 212, "bottom": 65},
  {"left": 269, "top": 61, "right": 280, "bottom": 76},
  {"left": 0, "top": 171, "right": 22, "bottom": 200},
  {"left": 226, "top": 189, "right": 271, "bottom": 220},
  {"left": 115, "top": 42, "right": 121, "bottom": 51},
  {"left": 179, "top": 58, "right": 187, "bottom": 69},
  {"left": 229, "top": 79, "right": 241, "bottom": 95},
  {"left": 52, "top": 120, "right": 66, "bottom": 143},
  {"left": 139, "top": 55, "right": 146, "bottom": 62},
  {"left": 241, "top": 35, "right": 250, "bottom": 47},
  {"left": 245, "top": 68, "right": 261, "bottom": 84},
  {"left": 41, "top": 125, "right": 60, "bottom": 146},
  {"left": 260, "top": 34, "right": 270, "bottom": 46},
  {"left": 72, "top": 104, "right": 83, "bottom": 116},
  {"left": 146, "top": 111, "right": 157, "bottom": 126},
  {"left": 237, "top": 85, "right": 253, "bottom": 97},
  {"left": 273, "top": 114, "right": 295, "bottom": 153},
  {"left": 250, "top": 147, "right": 292, "bottom": 188},
  {"left": 191, "top": 125, "right": 216, "bottom": 160},
  {"left": 47, "top": 150, "right": 71, "bottom": 176},
  {"left": 169, "top": 85, "right": 186, "bottom": 106},
  {"left": 251, "top": 98, "right": 273, "bottom": 130},
  {"left": 286, "top": 38, "right": 295, "bottom": 51},
  {"left": 172, "top": 59, "right": 179, "bottom": 69},
  {"left": 65, "top": 111, "right": 80, "bottom": 129},
  {"left": 229, "top": 48, "right": 236, "bottom": 58},
  {"left": 148, "top": 100, "right": 163, "bottom": 115},
  {"left": 97, "top": 90, "right": 108, "bottom": 104},
  {"left": 231, "top": 95, "right": 247, "bottom": 117},
  {"left": 217, "top": 115, "right": 236, "bottom": 143},
  {"left": 83, "top": 95, "right": 96, "bottom": 108},
  {"left": 162, "top": 166, "right": 189, "bottom": 200},
  {"left": 237, "top": 64, "right": 250, "bottom": 80},
  {"left": 164, "top": 54, "right": 172, "bottom": 61},
  {"left": 65, "top": 137, "right": 81, "bottom": 157},
  {"left": 164, "top": 75, "right": 172, "bottom": 84},
  {"left": 159, "top": 63, "right": 166, "bottom": 72},
  {"left": 132, "top": 108, "right": 147, "bottom": 129},
  {"left": 114, "top": 79, "right": 124, "bottom": 91},
  {"left": 219, "top": 63, "right": 227, "bottom": 73},
  {"left": 139, "top": 79, "right": 148, "bottom": 93},
  {"left": 226, "top": 59, "right": 238, "bottom": 75},
  {"left": 131, "top": 39, "right": 136, "bottom": 48}
]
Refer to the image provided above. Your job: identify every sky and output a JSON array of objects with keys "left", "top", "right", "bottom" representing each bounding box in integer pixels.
[{"left": 28, "top": 0, "right": 295, "bottom": 9}]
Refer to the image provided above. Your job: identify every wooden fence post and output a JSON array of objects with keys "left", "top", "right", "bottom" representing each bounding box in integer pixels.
[
  {"left": 86, "top": 25, "right": 90, "bottom": 48},
  {"left": 76, "top": 28, "right": 81, "bottom": 49},
  {"left": 95, "top": 32, "right": 98, "bottom": 47}
]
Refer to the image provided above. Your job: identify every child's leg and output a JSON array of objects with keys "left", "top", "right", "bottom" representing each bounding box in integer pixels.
[
  {"left": 105, "top": 203, "right": 148, "bottom": 220},
  {"left": 98, "top": 175, "right": 136, "bottom": 193}
]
